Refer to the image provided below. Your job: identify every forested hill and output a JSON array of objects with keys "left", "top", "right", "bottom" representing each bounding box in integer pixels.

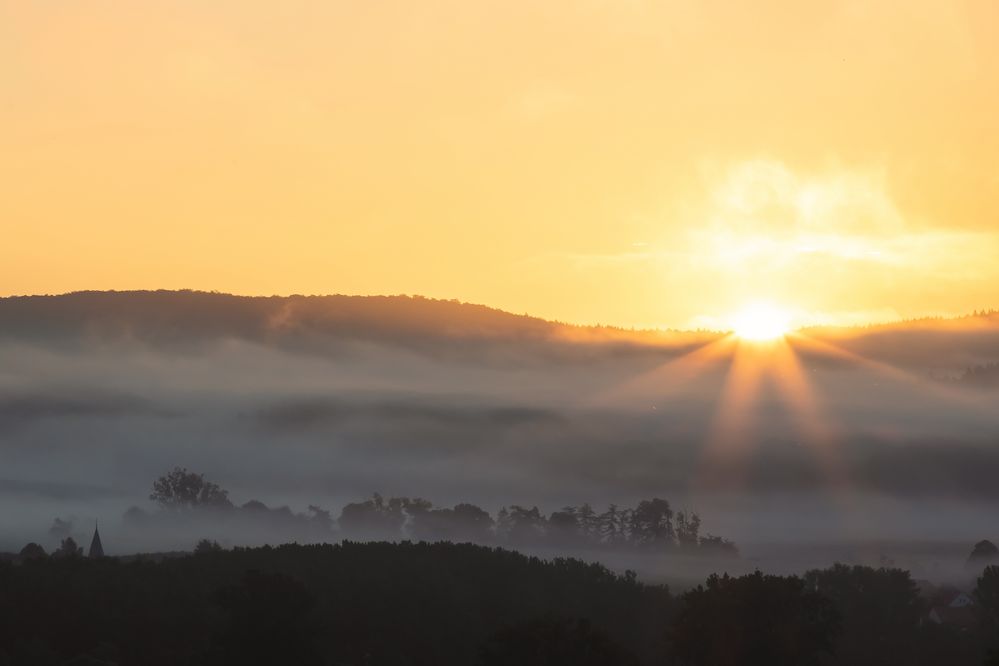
[
  {"left": 0, "top": 290, "right": 705, "bottom": 358},
  {"left": 3, "top": 541, "right": 999, "bottom": 665},
  {"left": 4, "top": 291, "right": 999, "bottom": 371},
  {"left": 1, "top": 541, "right": 673, "bottom": 666}
]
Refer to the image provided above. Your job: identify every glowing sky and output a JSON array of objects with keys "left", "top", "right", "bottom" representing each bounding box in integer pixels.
[{"left": 3, "top": 1, "right": 998, "bottom": 329}]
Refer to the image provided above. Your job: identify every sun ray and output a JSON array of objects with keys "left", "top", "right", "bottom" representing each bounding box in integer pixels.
[
  {"left": 768, "top": 338, "right": 846, "bottom": 487},
  {"left": 695, "top": 339, "right": 769, "bottom": 491},
  {"left": 766, "top": 337, "right": 891, "bottom": 536},
  {"left": 787, "top": 330, "right": 993, "bottom": 411},
  {"left": 583, "top": 334, "right": 737, "bottom": 408}
]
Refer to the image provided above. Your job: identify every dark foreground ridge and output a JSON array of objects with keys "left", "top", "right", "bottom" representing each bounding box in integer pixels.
[{"left": 3, "top": 541, "right": 999, "bottom": 666}]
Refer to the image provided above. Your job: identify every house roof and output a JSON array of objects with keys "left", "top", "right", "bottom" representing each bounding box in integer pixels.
[{"left": 928, "top": 605, "right": 977, "bottom": 629}]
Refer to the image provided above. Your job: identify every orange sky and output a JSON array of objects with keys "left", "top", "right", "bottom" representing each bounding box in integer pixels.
[{"left": 2, "top": 0, "right": 998, "bottom": 329}]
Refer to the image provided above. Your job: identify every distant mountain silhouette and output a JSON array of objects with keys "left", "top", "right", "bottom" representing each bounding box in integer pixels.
[
  {"left": 0, "top": 290, "right": 712, "bottom": 361},
  {"left": 1, "top": 290, "right": 998, "bottom": 371}
]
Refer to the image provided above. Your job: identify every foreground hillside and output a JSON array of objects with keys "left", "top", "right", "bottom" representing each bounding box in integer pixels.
[
  {"left": 3, "top": 542, "right": 672, "bottom": 665},
  {"left": 2, "top": 542, "right": 998, "bottom": 666}
]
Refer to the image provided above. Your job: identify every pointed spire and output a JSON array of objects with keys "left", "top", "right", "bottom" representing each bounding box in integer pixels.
[{"left": 88, "top": 520, "right": 104, "bottom": 559}]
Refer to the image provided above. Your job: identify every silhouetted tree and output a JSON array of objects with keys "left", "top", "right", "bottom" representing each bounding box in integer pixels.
[
  {"left": 305, "top": 504, "right": 333, "bottom": 532},
  {"left": 629, "top": 498, "right": 674, "bottom": 547},
  {"left": 497, "top": 505, "right": 546, "bottom": 543},
  {"left": 18, "top": 542, "right": 47, "bottom": 560},
  {"left": 575, "top": 503, "right": 600, "bottom": 543},
  {"left": 598, "top": 504, "right": 628, "bottom": 546},
  {"left": 547, "top": 508, "right": 582, "bottom": 546},
  {"left": 408, "top": 502, "right": 494, "bottom": 542},
  {"left": 804, "top": 564, "right": 923, "bottom": 666},
  {"left": 675, "top": 511, "right": 701, "bottom": 549},
  {"left": 672, "top": 571, "right": 840, "bottom": 666},
  {"left": 451, "top": 503, "right": 495, "bottom": 542},
  {"left": 698, "top": 534, "right": 739, "bottom": 557},
  {"left": 977, "top": 566, "right": 999, "bottom": 625},
  {"left": 969, "top": 541, "right": 999, "bottom": 572},
  {"left": 193, "top": 539, "right": 223, "bottom": 554},
  {"left": 241, "top": 499, "right": 269, "bottom": 513},
  {"left": 53, "top": 537, "right": 83, "bottom": 558},
  {"left": 150, "top": 467, "right": 232, "bottom": 510},
  {"left": 338, "top": 493, "right": 409, "bottom": 538}
]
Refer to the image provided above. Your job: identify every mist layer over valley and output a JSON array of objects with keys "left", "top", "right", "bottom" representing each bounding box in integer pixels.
[{"left": 2, "top": 291, "right": 998, "bottom": 584}]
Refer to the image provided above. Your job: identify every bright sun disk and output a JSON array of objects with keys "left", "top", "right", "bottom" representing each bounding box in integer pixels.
[{"left": 731, "top": 302, "right": 792, "bottom": 341}]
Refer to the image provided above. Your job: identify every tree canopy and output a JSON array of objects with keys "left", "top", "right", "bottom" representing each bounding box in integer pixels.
[{"left": 149, "top": 467, "right": 232, "bottom": 510}]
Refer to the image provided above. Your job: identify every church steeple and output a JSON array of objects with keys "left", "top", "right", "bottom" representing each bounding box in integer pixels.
[{"left": 88, "top": 521, "right": 104, "bottom": 559}]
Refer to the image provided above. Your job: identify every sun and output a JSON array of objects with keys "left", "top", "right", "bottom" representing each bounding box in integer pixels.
[{"left": 730, "top": 302, "right": 792, "bottom": 341}]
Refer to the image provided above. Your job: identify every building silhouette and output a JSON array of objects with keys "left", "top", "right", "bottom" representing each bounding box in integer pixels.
[{"left": 88, "top": 522, "right": 104, "bottom": 558}]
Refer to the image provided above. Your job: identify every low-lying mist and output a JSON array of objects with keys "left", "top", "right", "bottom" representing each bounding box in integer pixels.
[{"left": 2, "top": 292, "right": 998, "bottom": 583}]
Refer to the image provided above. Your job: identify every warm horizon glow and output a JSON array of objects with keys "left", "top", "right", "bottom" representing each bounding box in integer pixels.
[
  {"left": 730, "top": 303, "right": 792, "bottom": 341},
  {"left": 2, "top": 1, "right": 998, "bottom": 329}
]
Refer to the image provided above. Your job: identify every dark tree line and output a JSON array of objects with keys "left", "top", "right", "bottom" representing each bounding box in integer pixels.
[
  {"left": 672, "top": 571, "right": 840, "bottom": 666},
  {"left": 339, "top": 493, "right": 732, "bottom": 553},
  {"left": 122, "top": 468, "right": 337, "bottom": 543},
  {"left": 2, "top": 543, "right": 998, "bottom": 666},
  {"left": 959, "top": 362, "right": 999, "bottom": 388},
  {"left": 129, "top": 468, "right": 737, "bottom": 556},
  {"left": 0, "top": 542, "right": 670, "bottom": 665}
]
